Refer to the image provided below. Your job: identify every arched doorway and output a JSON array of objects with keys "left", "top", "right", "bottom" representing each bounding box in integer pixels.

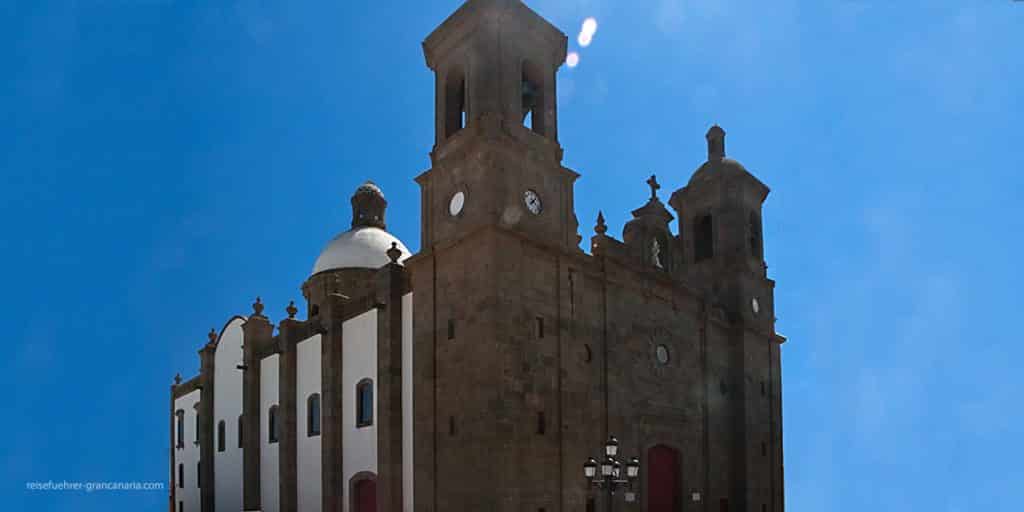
[
  {"left": 350, "top": 473, "right": 377, "bottom": 512},
  {"left": 647, "top": 445, "right": 681, "bottom": 512}
]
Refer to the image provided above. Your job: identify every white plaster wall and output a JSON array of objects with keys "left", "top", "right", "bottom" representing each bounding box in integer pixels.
[
  {"left": 342, "top": 309, "right": 378, "bottom": 512},
  {"left": 214, "top": 318, "right": 245, "bottom": 512},
  {"left": 402, "top": 292, "right": 414, "bottom": 512},
  {"left": 296, "top": 334, "right": 323, "bottom": 512},
  {"left": 173, "top": 390, "right": 201, "bottom": 512},
  {"left": 260, "top": 354, "right": 280, "bottom": 512}
]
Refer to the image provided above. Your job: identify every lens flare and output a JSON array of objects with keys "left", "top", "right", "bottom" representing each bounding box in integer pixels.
[
  {"left": 578, "top": 32, "right": 593, "bottom": 47},
  {"left": 566, "top": 52, "right": 580, "bottom": 68},
  {"left": 582, "top": 17, "right": 598, "bottom": 37}
]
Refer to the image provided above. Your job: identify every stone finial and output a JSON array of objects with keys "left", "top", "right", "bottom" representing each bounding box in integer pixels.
[
  {"left": 706, "top": 124, "right": 726, "bottom": 160},
  {"left": 646, "top": 174, "right": 661, "bottom": 200},
  {"left": 207, "top": 328, "right": 217, "bottom": 344},
  {"left": 173, "top": 373, "right": 182, "bottom": 386},
  {"left": 595, "top": 211, "right": 608, "bottom": 235},
  {"left": 252, "top": 296, "right": 265, "bottom": 317},
  {"left": 387, "top": 241, "right": 402, "bottom": 264},
  {"left": 286, "top": 300, "right": 298, "bottom": 319}
]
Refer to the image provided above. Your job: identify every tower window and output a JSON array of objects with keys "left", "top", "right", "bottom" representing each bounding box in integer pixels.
[
  {"left": 761, "top": 380, "right": 766, "bottom": 396},
  {"left": 447, "top": 319, "right": 456, "bottom": 340},
  {"left": 268, "top": 405, "right": 279, "bottom": 443},
  {"left": 175, "top": 410, "right": 184, "bottom": 448},
  {"left": 217, "top": 420, "right": 226, "bottom": 452},
  {"left": 536, "top": 316, "right": 545, "bottom": 339},
  {"left": 197, "top": 462, "right": 201, "bottom": 487},
  {"left": 749, "top": 212, "right": 763, "bottom": 258},
  {"left": 179, "top": 501, "right": 183, "bottom": 512},
  {"left": 311, "top": 304, "right": 320, "bottom": 317},
  {"left": 449, "top": 416, "right": 456, "bottom": 436},
  {"left": 537, "top": 411, "right": 546, "bottom": 435},
  {"left": 308, "top": 393, "right": 321, "bottom": 437},
  {"left": 521, "top": 60, "right": 546, "bottom": 136},
  {"left": 762, "top": 441, "right": 767, "bottom": 456},
  {"left": 356, "top": 379, "right": 374, "bottom": 428},
  {"left": 695, "top": 214, "right": 714, "bottom": 262},
  {"left": 178, "top": 463, "right": 183, "bottom": 488},
  {"left": 445, "top": 66, "right": 467, "bottom": 139},
  {"left": 238, "top": 415, "right": 243, "bottom": 448}
]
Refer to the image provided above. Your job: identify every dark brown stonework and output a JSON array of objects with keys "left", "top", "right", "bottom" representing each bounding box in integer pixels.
[
  {"left": 242, "top": 312, "right": 273, "bottom": 511},
  {"left": 198, "top": 341, "right": 216, "bottom": 512},
  {"left": 278, "top": 320, "right": 298, "bottom": 512},
  {"left": 375, "top": 261, "right": 411, "bottom": 512}
]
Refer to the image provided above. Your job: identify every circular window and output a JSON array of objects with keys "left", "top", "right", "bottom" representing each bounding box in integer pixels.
[
  {"left": 655, "top": 344, "right": 670, "bottom": 365},
  {"left": 449, "top": 191, "right": 466, "bottom": 217}
]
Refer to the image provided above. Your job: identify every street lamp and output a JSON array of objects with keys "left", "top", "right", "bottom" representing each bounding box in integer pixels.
[{"left": 583, "top": 435, "right": 640, "bottom": 505}]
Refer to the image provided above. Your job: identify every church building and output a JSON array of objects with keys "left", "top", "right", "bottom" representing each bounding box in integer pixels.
[{"left": 168, "top": 1, "right": 787, "bottom": 511}]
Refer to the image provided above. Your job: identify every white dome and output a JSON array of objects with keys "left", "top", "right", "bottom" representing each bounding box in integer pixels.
[{"left": 311, "top": 226, "right": 410, "bottom": 276}]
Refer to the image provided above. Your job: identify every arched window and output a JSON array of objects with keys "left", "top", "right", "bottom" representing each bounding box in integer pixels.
[
  {"left": 694, "top": 214, "right": 714, "bottom": 262},
  {"left": 308, "top": 393, "right": 321, "bottom": 437},
  {"left": 217, "top": 420, "right": 226, "bottom": 452},
  {"left": 237, "top": 415, "right": 244, "bottom": 448},
  {"left": 268, "top": 405, "right": 280, "bottom": 443},
  {"left": 175, "top": 410, "right": 184, "bottom": 448},
  {"left": 749, "top": 212, "right": 762, "bottom": 258},
  {"left": 444, "top": 66, "right": 467, "bottom": 139},
  {"left": 521, "top": 60, "right": 546, "bottom": 136},
  {"left": 349, "top": 472, "right": 378, "bottom": 512},
  {"left": 356, "top": 379, "right": 373, "bottom": 428}
]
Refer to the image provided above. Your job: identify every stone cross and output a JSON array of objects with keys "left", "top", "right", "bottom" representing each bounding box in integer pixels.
[{"left": 646, "top": 174, "right": 660, "bottom": 200}]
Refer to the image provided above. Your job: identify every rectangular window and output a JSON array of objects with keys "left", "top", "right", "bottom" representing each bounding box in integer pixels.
[
  {"left": 175, "top": 411, "right": 184, "bottom": 448},
  {"left": 179, "top": 501, "right": 183, "bottom": 512},
  {"left": 719, "top": 498, "right": 729, "bottom": 512},
  {"left": 447, "top": 319, "right": 456, "bottom": 340},
  {"left": 178, "top": 464, "right": 183, "bottom": 488},
  {"left": 217, "top": 421, "right": 226, "bottom": 452},
  {"left": 238, "top": 415, "right": 243, "bottom": 448},
  {"left": 762, "top": 441, "right": 767, "bottom": 456},
  {"left": 537, "top": 411, "right": 546, "bottom": 435},
  {"left": 197, "top": 462, "right": 200, "bottom": 488},
  {"left": 536, "top": 316, "right": 544, "bottom": 339}
]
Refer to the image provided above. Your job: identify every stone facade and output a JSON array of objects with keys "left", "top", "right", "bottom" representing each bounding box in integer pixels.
[{"left": 168, "top": 1, "right": 786, "bottom": 511}]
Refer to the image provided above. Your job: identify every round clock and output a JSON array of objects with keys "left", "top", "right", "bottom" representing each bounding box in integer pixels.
[
  {"left": 449, "top": 191, "right": 465, "bottom": 217},
  {"left": 524, "top": 189, "right": 542, "bottom": 215},
  {"left": 751, "top": 297, "right": 761, "bottom": 315}
]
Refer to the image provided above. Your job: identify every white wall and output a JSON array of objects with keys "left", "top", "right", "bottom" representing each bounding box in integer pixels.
[
  {"left": 173, "top": 390, "right": 201, "bottom": 512},
  {"left": 342, "top": 309, "right": 378, "bottom": 512},
  {"left": 260, "top": 354, "right": 280, "bottom": 512},
  {"left": 297, "top": 334, "right": 323, "bottom": 512},
  {"left": 214, "top": 318, "right": 245, "bottom": 512},
  {"left": 402, "top": 292, "right": 414, "bottom": 512}
]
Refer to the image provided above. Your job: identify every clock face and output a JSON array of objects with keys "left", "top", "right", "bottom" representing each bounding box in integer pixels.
[
  {"left": 751, "top": 297, "right": 761, "bottom": 315},
  {"left": 524, "top": 189, "right": 542, "bottom": 215},
  {"left": 449, "top": 191, "right": 465, "bottom": 217}
]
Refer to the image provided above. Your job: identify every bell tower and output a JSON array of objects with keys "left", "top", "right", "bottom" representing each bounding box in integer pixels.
[{"left": 417, "top": 0, "right": 580, "bottom": 252}]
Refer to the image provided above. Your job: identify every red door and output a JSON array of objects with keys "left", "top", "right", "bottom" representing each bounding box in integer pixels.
[
  {"left": 354, "top": 479, "right": 376, "bottom": 512},
  {"left": 647, "top": 445, "right": 681, "bottom": 512}
]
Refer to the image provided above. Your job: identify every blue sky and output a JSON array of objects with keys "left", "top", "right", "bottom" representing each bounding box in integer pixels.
[{"left": 1, "top": 0, "right": 1021, "bottom": 510}]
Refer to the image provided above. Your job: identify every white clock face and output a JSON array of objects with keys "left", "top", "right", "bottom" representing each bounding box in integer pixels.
[
  {"left": 449, "top": 191, "right": 465, "bottom": 217},
  {"left": 524, "top": 189, "right": 542, "bottom": 215},
  {"left": 751, "top": 297, "right": 761, "bottom": 315}
]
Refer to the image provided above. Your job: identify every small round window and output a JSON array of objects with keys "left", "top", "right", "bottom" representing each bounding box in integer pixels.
[{"left": 655, "top": 344, "right": 670, "bottom": 365}]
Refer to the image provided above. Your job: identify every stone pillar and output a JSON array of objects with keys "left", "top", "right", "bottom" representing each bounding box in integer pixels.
[
  {"left": 322, "top": 294, "right": 346, "bottom": 512},
  {"left": 198, "top": 336, "right": 217, "bottom": 512},
  {"left": 279, "top": 315, "right": 300, "bottom": 512},
  {"left": 375, "top": 252, "right": 409, "bottom": 511},
  {"left": 242, "top": 304, "right": 273, "bottom": 511}
]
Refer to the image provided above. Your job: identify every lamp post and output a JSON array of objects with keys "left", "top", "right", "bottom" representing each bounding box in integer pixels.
[{"left": 583, "top": 436, "right": 640, "bottom": 508}]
